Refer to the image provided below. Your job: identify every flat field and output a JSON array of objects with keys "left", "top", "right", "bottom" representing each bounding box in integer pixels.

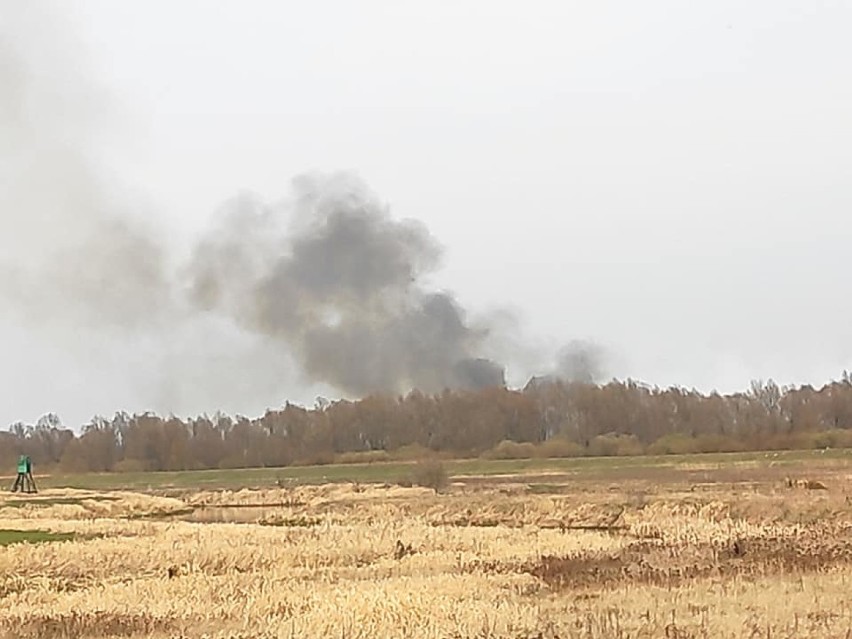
[
  {"left": 21, "top": 447, "right": 852, "bottom": 491},
  {"left": 2, "top": 451, "right": 852, "bottom": 638}
]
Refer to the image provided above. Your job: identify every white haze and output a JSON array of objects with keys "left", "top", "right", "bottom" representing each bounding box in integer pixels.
[{"left": 1, "top": 0, "right": 851, "bottom": 428}]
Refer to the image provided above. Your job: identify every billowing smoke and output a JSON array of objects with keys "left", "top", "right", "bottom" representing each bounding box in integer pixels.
[
  {"left": 1, "top": 0, "right": 504, "bottom": 405},
  {"left": 2, "top": 3, "right": 609, "bottom": 426},
  {"left": 186, "top": 173, "right": 505, "bottom": 395}
]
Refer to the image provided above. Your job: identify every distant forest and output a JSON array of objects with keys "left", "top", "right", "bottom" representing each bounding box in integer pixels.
[{"left": 4, "top": 373, "right": 852, "bottom": 473}]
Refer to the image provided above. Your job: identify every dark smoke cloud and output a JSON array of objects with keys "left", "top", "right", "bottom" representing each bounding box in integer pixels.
[
  {"left": 1, "top": 0, "right": 505, "bottom": 409},
  {"left": 187, "top": 173, "right": 505, "bottom": 395},
  {"left": 2, "top": 3, "right": 609, "bottom": 425}
]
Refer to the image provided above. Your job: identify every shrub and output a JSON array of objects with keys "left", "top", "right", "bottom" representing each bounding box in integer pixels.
[
  {"left": 113, "top": 458, "right": 150, "bottom": 473},
  {"left": 335, "top": 450, "right": 390, "bottom": 464},
  {"left": 410, "top": 460, "right": 449, "bottom": 493},
  {"left": 389, "top": 444, "right": 437, "bottom": 461},
  {"left": 809, "top": 429, "right": 852, "bottom": 449},
  {"left": 763, "top": 429, "right": 852, "bottom": 452},
  {"left": 534, "top": 438, "right": 584, "bottom": 458},
  {"left": 291, "top": 451, "right": 335, "bottom": 466},
  {"left": 481, "top": 440, "right": 536, "bottom": 460},
  {"left": 588, "top": 433, "right": 644, "bottom": 457},
  {"left": 693, "top": 434, "right": 747, "bottom": 453},
  {"left": 647, "top": 434, "right": 701, "bottom": 455}
]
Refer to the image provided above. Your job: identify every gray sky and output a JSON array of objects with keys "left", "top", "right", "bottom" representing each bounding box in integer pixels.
[{"left": 1, "top": 0, "right": 851, "bottom": 428}]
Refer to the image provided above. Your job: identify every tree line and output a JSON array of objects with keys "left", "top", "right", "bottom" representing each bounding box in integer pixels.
[{"left": 4, "top": 373, "right": 852, "bottom": 473}]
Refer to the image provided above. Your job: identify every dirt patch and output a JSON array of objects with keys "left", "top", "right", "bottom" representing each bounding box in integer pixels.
[
  {"left": 523, "top": 526, "right": 852, "bottom": 589},
  {"left": 0, "top": 611, "right": 179, "bottom": 639}
]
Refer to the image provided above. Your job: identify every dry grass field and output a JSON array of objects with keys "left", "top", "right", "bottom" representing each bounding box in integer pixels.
[{"left": 2, "top": 455, "right": 852, "bottom": 638}]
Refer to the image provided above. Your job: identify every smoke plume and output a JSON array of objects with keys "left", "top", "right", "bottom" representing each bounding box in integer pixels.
[
  {"left": 1, "top": 3, "right": 505, "bottom": 406},
  {"left": 0, "top": 3, "right": 172, "bottom": 332},
  {"left": 1, "top": 3, "right": 605, "bottom": 426},
  {"left": 186, "top": 173, "right": 505, "bottom": 395}
]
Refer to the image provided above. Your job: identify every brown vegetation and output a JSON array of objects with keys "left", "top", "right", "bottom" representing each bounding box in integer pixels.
[
  {"left": 4, "top": 374, "right": 852, "bottom": 474},
  {"left": 409, "top": 459, "right": 449, "bottom": 492},
  {"left": 1, "top": 462, "right": 852, "bottom": 637},
  {"left": 785, "top": 477, "right": 829, "bottom": 490}
]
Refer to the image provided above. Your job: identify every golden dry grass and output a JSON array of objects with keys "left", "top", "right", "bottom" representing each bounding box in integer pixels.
[{"left": 1, "top": 471, "right": 852, "bottom": 638}]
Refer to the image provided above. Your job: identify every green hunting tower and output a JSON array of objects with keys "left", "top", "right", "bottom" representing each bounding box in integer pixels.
[{"left": 11, "top": 455, "right": 37, "bottom": 493}]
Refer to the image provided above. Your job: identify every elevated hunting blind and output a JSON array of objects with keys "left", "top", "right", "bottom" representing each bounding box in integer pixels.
[{"left": 11, "top": 455, "right": 37, "bottom": 493}]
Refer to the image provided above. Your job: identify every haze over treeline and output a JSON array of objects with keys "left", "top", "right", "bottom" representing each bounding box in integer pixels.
[
  {"left": 0, "top": 2, "right": 601, "bottom": 424},
  {"left": 3, "top": 1, "right": 852, "bottom": 428},
  {"left": 4, "top": 374, "right": 852, "bottom": 473}
]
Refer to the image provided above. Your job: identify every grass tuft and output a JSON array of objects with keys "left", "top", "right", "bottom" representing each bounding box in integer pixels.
[{"left": 0, "top": 529, "right": 75, "bottom": 547}]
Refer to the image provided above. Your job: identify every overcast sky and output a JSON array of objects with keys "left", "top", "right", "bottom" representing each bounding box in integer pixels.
[{"left": 1, "top": 0, "right": 851, "bottom": 428}]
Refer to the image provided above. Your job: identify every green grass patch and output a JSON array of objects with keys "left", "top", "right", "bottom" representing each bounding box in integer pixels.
[
  {"left": 0, "top": 529, "right": 75, "bottom": 547},
  {"left": 29, "top": 448, "right": 852, "bottom": 492}
]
